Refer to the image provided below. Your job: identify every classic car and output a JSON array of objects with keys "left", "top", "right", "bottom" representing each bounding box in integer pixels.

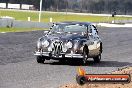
[{"left": 34, "top": 22, "right": 102, "bottom": 64}]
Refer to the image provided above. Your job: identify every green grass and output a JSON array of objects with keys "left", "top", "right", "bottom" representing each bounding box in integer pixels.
[
  {"left": 0, "top": 9, "right": 132, "bottom": 32},
  {"left": 0, "top": 27, "right": 46, "bottom": 32},
  {"left": 0, "top": 9, "right": 132, "bottom": 22}
]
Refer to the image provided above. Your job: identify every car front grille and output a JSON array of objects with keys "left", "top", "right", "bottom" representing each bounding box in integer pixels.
[{"left": 52, "top": 41, "right": 63, "bottom": 55}]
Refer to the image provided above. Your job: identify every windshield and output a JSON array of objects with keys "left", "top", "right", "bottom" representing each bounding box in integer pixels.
[{"left": 51, "top": 24, "right": 87, "bottom": 33}]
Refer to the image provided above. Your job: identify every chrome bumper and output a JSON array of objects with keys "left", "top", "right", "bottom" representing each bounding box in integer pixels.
[{"left": 34, "top": 51, "right": 83, "bottom": 58}]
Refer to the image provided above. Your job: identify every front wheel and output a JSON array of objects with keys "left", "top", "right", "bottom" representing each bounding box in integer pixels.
[
  {"left": 82, "top": 47, "right": 88, "bottom": 65},
  {"left": 59, "top": 59, "right": 66, "bottom": 63},
  {"left": 37, "top": 56, "right": 45, "bottom": 63},
  {"left": 82, "top": 51, "right": 87, "bottom": 64},
  {"left": 93, "top": 54, "right": 101, "bottom": 63}
]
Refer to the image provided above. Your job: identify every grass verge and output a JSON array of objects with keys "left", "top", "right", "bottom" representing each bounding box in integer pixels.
[{"left": 0, "top": 9, "right": 132, "bottom": 22}]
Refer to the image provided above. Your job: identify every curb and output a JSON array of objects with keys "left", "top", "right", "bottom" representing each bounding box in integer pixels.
[{"left": 97, "top": 23, "right": 132, "bottom": 27}]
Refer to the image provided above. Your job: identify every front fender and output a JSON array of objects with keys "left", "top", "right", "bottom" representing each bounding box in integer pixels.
[{"left": 72, "top": 40, "right": 86, "bottom": 53}]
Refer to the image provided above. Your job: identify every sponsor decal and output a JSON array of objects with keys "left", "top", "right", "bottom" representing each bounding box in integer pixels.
[{"left": 76, "top": 67, "right": 131, "bottom": 85}]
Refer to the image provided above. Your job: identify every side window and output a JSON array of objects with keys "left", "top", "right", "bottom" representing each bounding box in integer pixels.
[
  {"left": 92, "top": 25, "right": 98, "bottom": 34},
  {"left": 91, "top": 25, "right": 98, "bottom": 35}
]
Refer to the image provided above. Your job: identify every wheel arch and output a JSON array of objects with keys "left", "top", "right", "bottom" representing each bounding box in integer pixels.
[{"left": 83, "top": 44, "right": 89, "bottom": 55}]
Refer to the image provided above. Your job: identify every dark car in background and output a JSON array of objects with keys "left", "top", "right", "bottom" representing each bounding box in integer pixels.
[{"left": 34, "top": 22, "right": 102, "bottom": 64}]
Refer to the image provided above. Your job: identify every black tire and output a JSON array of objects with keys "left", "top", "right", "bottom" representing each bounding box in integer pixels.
[
  {"left": 76, "top": 75, "right": 86, "bottom": 85},
  {"left": 82, "top": 51, "right": 87, "bottom": 64},
  {"left": 93, "top": 54, "right": 101, "bottom": 63},
  {"left": 100, "top": 42, "right": 103, "bottom": 53},
  {"left": 37, "top": 56, "right": 45, "bottom": 63},
  {"left": 59, "top": 59, "right": 66, "bottom": 63},
  {"left": 82, "top": 46, "right": 88, "bottom": 65}
]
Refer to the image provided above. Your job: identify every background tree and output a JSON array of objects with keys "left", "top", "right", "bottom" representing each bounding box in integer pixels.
[{"left": 1, "top": 0, "right": 132, "bottom": 15}]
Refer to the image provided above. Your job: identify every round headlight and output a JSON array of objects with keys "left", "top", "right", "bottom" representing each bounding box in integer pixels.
[
  {"left": 66, "top": 41, "right": 73, "bottom": 48},
  {"left": 42, "top": 40, "right": 49, "bottom": 47},
  {"left": 37, "top": 41, "right": 41, "bottom": 49},
  {"left": 48, "top": 47, "right": 52, "bottom": 51}
]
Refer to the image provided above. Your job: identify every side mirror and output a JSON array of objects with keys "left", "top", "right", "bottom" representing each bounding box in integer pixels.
[{"left": 44, "top": 31, "right": 49, "bottom": 34}]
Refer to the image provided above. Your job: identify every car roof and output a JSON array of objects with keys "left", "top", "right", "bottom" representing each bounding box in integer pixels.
[{"left": 55, "top": 21, "right": 92, "bottom": 26}]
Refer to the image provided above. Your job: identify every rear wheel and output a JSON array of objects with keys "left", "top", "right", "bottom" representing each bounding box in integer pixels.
[
  {"left": 37, "top": 56, "right": 45, "bottom": 63},
  {"left": 93, "top": 54, "right": 101, "bottom": 63}
]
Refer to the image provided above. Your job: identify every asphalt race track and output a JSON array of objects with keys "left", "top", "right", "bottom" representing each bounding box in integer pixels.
[{"left": 0, "top": 27, "right": 132, "bottom": 88}]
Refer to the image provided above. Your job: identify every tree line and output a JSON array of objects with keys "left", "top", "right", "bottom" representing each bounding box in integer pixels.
[{"left": 0, "top": 0, "right": 132, "bottom": 15}]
